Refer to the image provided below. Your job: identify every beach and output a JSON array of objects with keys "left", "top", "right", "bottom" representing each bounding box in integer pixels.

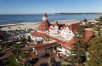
[
  {"left": 0, "top": 13, "right": 100, "bottom": 31},
  {"left": 0, "top": 23, "right": 39, "bottom": 31},
  {"left": 0, "top": 21, "right": 80, "bottom": 31}
]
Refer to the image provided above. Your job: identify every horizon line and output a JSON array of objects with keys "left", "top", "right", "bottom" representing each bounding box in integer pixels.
[{"left": 0, "top": 12, "right": 102, "bottom": 15}]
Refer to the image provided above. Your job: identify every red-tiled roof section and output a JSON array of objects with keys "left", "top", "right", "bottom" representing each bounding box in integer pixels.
[
  {"left": 34, "top": 42, "right": 58, "bottom": 50},
  {"left": 31, "top": 32, "right": 77, "bottom": 49},
  {"left": 63, "top": 25, "right": 70, "bottom": 28},
  {"left": 21, "top": 42, "right": 58, "bottom": 51},
  {"left": 38, "top": 21, "right": 50, "bottom": 31},
  {"left": 31, "top": 32, "right": 47, "bottom": 38},
  {"left": 31, "top": 32, "right": 64, "bottom": 44},
  {"left": 62, "top": 37, "right": 76, "bottom": 50},
  {"left": 83, "top": 28, "right": 94, "bottom": 43},
  {"left": 48, "top": 36, "right": 64, "bottom": 44},
  {"left": 69, "top": 23, "right": 80, "bottom": 33}
]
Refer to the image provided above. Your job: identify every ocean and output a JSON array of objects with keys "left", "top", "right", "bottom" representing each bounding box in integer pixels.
[{"left": 0, "top": 14, "right": 102, "bottom": 25}]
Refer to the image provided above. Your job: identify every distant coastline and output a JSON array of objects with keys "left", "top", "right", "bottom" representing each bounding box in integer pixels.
[
  {"left": 0, "top": 13, "right": 102, "bottom": 25},
  {"left": 1, "top": 13, "right": 102, "bottom": 15},
  {"left": 55, "top": 13, "right": 102, "bottom": 15}
]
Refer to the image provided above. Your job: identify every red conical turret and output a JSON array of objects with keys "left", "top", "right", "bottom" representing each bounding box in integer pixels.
[{"left": 38, "top": 13, "right": 50, "bottom": 31}]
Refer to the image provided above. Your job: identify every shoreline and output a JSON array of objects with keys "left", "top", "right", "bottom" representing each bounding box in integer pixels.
[
  {"left": 0, "top": 19, "right": 96, "bottom": 31},
  {"left": 0, "top": 22, "right": 79, "bottom": 31},
  {"left": 0, "top": 19, "right": 95, "bottom": 26},
  {"left": 0, "top": 20, "right": 78, "bottom": 27},
  {"left": 1, "top": 23, "right": 39, "bottom": 31},
  {"left": 0, "top": 22, "right": 40, "bottom": 26}
]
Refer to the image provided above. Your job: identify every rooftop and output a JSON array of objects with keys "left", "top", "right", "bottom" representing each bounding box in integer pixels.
[{"left": 37, "top": 13, "right": 50, "bottom": 31}]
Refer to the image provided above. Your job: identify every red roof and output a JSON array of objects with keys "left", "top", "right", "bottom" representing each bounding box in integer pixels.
[
  {"left": 31, "top": 32, "right": 75, "bottom": 50},
  {"left": 21, "top": 42, "right": 58, "bottom": 51},
  {"left": 38, "top": 21, "right": 50, "bottom": 31},
  {"left": 32, "top": 32, "right": 75, "bottom": 49},
  {"left": 83, "top": 29, "right": 93, "bottom": 43},
  {"left": 62, "top": 37, "right": 76, "bottom": 50},
  {"left": 34, "top": 42, "right": 58, "bottom": 50},
  {"left": 31, "top": 32, "right": 64, "bottom": 43},
  {"left": 31, "top": 28, "right": 93, "bottom": 50},
  {"left": 63, "top": 25, "right": 69, "bottom": 28},
  {"left": 69, "top": 23, "right": 80, "bottom": 33}
]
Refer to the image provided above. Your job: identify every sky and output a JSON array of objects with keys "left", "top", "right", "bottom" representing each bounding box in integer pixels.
[{"left": 0, "top": 0, "right": 102, "bottom": 14}]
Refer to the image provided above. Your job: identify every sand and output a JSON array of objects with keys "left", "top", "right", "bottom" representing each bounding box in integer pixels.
[
  {"left": 1, "top": 23, "right": 39, "bottom": 31},
  {"left": 0, "top": 21, "right": 80, "bottom": 31}
]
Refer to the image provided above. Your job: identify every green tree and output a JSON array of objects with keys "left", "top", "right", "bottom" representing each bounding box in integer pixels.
[
  {"left": 93, "top": 22, "right": 102, "bottom": 36},
  {"left": 86, "top": 17, "right": 102, "bottom": 66},
  {"left": 86, "top": 37, "right": 102, "bottom": 66},
  {"left": 69, "top": 25, "right": 87, "bottom": 65}
]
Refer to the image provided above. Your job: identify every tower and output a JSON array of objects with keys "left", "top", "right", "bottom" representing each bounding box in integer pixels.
[{"left": 38, "top": 13, "right": 50, "bottom": 31}]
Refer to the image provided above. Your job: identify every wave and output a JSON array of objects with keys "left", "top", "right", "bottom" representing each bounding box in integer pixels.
[
  {"left": 17, "top": 22, "right": 40, "bottom": 24},
  {"left": 56, "top": 19, "right": 78, "bottom": 22},
  {"left": 0, "top": 22, "right": 40, "bottom": 26}
]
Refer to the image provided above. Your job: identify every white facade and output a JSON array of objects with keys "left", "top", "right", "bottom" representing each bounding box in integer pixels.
[
  {"left": 57, "top": 47, "right": 71, "bottom": 56},
  {"left": 82, "top": 22, "right": 86, "bottom": 25},
  {"left": 49, "top": 26, "right": 59, "bottom": 36},
  {"left": 25, "top": 33, "right": 43, "bottom": 43},
  {"left": 48, "top": 26, "right": 74, "bottom": 41},
  {"left": 60, "top": 27, "right": 75, "bottom": 41}
]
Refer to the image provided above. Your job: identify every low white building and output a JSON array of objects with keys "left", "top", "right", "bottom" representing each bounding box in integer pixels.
[
  {"left": 49, "top": 25, "right": 59, "bottom": 37},
  {"left": 60, "top": 27, "right": 75, "bottom": 41},
  {"left": 48, "top": 25, "right": 75, "bottom": 41},
  {"left": 25, "top": 33, "right": 43, "bottom": 43},
  {"left": 57, "top": 47, "right": 71, "bottom": 56}
]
